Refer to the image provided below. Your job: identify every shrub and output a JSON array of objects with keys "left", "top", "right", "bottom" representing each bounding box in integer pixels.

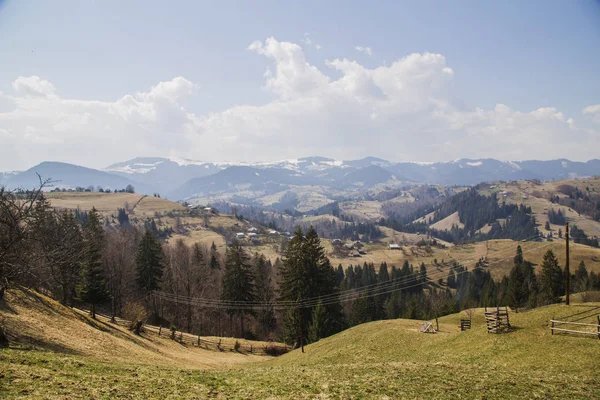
[{"left": 122, "top": 302, "right": 149, "bottom": 335}]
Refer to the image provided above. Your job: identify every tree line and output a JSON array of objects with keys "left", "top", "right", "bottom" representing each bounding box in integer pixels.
[{"left": 2, "top": 183, "right": 598, "bottom": 348}]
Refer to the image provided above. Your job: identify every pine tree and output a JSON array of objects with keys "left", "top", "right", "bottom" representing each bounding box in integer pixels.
[
  {"left": 78, "top": 207, "right": 108, "bottom": 319},
  {"left": 538, "top": 249, "right": 563, "bottom": 305},
  {"left": 308, "top": 300, "right": 328, "bottom": 343},
  {"left": 136, "top": 229, "right": 164, "bottom": 321},
  {"left": 505, "top": 245, "right": 536, "bottom": 309},
  {"left": 574, "top": 261, "right": 589, "bottom": 293},
  {"left": 136, "top": 229, "right": 164, "bottom": 293},
  {"left": 221, "top": 241, "right": 255, "bottom": 337},
  {"left": 254, "top": 254, "right": 276, "bottom": 337},
  {"left": 279, "top": 226, "right": 344, "bottom": 345},
  {"left": 209, "top": 241, "right": 220, "bottom": 269}
]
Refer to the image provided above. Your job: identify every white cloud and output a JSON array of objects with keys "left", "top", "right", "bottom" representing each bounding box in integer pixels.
[
  {"left": 301, "top": 32, "right": 312, "bottom": 46},
  {"left": 315, "top": 44, "right": 322, "bottom": 50},
  {"left": 0, "top": 37, "right": 596, "bottom": 171},
  {"left": 583, "top": 104, "right": 600, "bottom": 123},
  {"left": 355, "top": 46, "right": 373, "bottom": 56}
]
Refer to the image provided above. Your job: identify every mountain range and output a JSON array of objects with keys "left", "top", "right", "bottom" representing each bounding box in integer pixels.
[{"left": 2, "top": 157, "right": 599, "bottom": 205}]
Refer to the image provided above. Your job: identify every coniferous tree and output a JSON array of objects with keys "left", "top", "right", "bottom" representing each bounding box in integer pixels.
[
  {"left": 279, "top": 226, "right": 344, "bottom": 345},
  {"left": 308, "top": 300, "right": 328, "bottom": 343},
  {"left": 574, "top": 261, "right": 589, "bottom": 293},
  {"left": 136, "top": 229, "right": 164, "bottom": 293},
  {"left": 209, "top": 241, "right": 220, "bottom": 269},
  {"left": 254, "top": 254, "right": 276, "bottom": 337},
  {"left": 538, "top": 250, "right": 563, "bottom": 305},
  {"left": 505, "top": 245, "right": 536, "bottom": 309},
  {"left": 78, "top": 207, "right": 108, "bottom": 319},
  {"left": 221, "top": 241, "right": 255, "bottom": 337},
  {"left": 136, "top": 229, "right": 164, "bottom": 320}
]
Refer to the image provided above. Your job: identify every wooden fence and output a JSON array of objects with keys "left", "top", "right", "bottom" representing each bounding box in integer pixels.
[
  {"left": 550, "top": 306, "right": 600, "bottom": 339},
  {"left": 484, "top": 306, "right": 511, "bottom": 333},
  {"left": 78, "top": 309, "right": 290, "bottom": 356},
  {"left": 152, "top": 325, "right": 290, "bottom": 356},
  {"left": 460, "top": 319, "right": 471, "bottom": 331}
]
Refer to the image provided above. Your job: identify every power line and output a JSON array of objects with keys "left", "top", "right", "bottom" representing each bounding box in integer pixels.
[
  {"left": 154, "top": 238, "right": 553, "bottom": 311},
  {"left": 158, "top": 233, "right": 538, "bottom": 308}
]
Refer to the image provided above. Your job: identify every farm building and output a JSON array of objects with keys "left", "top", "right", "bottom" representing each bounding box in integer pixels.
[
  {"left": 236, "top": 232, "right": 245, "bottom": 239},
  {"left": 389, "top": 243, "right": 400, "bottom": 250}
]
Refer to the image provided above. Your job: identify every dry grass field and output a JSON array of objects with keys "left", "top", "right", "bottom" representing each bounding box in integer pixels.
[
  {"left": 46, "top": 192, "right": 187, "bottom": 218},
  {"left": 430, "top": 210, "right": 464, "bottom": 230},
  {"left": 2, "top": 287, "right": 599, "bottom": 399}
]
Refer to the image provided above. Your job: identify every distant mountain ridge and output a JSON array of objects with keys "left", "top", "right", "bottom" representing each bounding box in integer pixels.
[{"left": 2, "top": 157, "right": 600, "bottom": 202}]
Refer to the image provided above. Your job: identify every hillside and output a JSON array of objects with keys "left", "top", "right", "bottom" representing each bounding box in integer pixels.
[
  {"left": 2, "top": 287, "right": 599, "bottom": 398},
  {"left": 0, "top": 288, "right": 268, "bottom": 370},
  {"left": 44, "top": 192, "right": 600, "bottom": 281}
]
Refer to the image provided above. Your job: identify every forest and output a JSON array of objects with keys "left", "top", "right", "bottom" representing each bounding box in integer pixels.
[{"left": 2, "top": 183, "right": 599, "bottom": 349}]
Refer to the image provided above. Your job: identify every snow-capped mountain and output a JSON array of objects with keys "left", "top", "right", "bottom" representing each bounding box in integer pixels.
[{"left": 3, "top": 157, "right": 599, "bottom": 203}]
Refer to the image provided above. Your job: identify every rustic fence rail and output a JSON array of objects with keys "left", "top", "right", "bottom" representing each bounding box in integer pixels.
[
  {"left": 484, "top": 306, "right": 510, "bottom": 333},
  {"left": 550, "top": 306, "right": 600, "bottom": 339},
  {"left": 460, "top": 319, "right": 471, "bottom": 331},
  {"left": 76, "top": 309, "right": 290, "bottom": 355}
]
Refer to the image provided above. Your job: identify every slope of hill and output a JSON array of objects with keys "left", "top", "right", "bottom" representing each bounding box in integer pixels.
[
  {"left": 2, "top": 287, "right": 598, "bottom": 398},
  {"left": 0, "top": 288, "right": 265, "bottom": 370}
]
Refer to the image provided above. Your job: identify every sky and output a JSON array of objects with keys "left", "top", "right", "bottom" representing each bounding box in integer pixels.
[{"left": 0, "top": 0, "right": 599, "bottom": 171}]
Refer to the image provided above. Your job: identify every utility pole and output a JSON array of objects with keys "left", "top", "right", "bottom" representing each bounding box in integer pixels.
[{"left": 565, "top": 223, "right": 570, "bottom": 306}]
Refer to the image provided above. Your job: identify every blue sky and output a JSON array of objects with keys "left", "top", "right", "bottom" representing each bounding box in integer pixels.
[{"left": 0, "top": 0, "right": 599, "bottom": 169}]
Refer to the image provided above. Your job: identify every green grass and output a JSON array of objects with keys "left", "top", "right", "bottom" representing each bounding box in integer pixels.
[{"left": 2, "top": 302, "right": 600, "bottom": 399}]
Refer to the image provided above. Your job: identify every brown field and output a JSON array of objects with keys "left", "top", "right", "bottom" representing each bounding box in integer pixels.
[
  {"left": 46, "top": 192, "right": 187, "bottom": 218},
  {"left": 0, "top": 288, "right": 269, "bottom": 370},
  {"left": 339, "top": 200, "right": 385, "bottom": 221},
  {"left": 430, "top": 211, "right": 464, "bottom": 230}
]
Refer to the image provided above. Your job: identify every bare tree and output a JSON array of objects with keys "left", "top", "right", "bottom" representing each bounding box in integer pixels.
[
  {"left": 429, "top": 290, "right": 448, "bottom": 331},
  {"left": 0, "top": 177, "right": 50, "bottom": 298},
  {"left": 103, "top": 229, "right": 137, "bottom": 318}
]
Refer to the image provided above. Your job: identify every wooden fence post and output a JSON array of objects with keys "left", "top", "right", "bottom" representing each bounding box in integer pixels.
[
  {"left": 597, "top": 316, "right": 599, "bottom": 340},
  {"left": 198, "top": 335, "right": 200, "bottom": 347},
  {"left": 158, "top": 326, "right": 162, "bottom": 336},
  {"left": 551, "top": 319, "right": 554, "bottom": 335}
]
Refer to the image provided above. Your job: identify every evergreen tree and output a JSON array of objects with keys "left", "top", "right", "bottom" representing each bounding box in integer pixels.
[
  {"left": 538, "top": 249, "right": 563, "bottom": 305},
  {"left": 78, "top": 207, "right": 108, "bottom": 319},
  {"left": 209, "top": 241, "right": 220, "bottom": 269},
  {"left": 254, "top": 254, "right": 276, "bottom": 337},
  {"left": 574, "top": 261, "right": 589, "bottom": 293},
  {"left": 221, "top": 241, "right": 255, "bottom": 337},
  {"left": 505, "top": 246, "right": 536, "bottom": 309},
  {"left": 136, "top": 229, "right": 164, "bottom": 293},
  {"left": 279, "top": 226, "right": 344, "bottom": 345},
  {"left": 308, "top": 300, "right": 328, "bottom": 343}
]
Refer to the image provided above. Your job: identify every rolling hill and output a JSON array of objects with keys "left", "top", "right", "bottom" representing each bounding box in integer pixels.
[
  {"left": 2, "top": 286, "right": 599, "bottom": 399},
  {"left": 41, "top": 191, "right": 600, "bottom": 281}
]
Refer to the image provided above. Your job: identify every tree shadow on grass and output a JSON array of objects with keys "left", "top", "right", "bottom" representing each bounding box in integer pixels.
[{"left": 5, "top": 333, "right": 82, "bottom": 356}]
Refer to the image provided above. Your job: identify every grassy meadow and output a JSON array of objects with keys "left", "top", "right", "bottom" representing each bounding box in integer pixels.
[{"left": 2, "top": 288, "right": 600, "bottom": 399}]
